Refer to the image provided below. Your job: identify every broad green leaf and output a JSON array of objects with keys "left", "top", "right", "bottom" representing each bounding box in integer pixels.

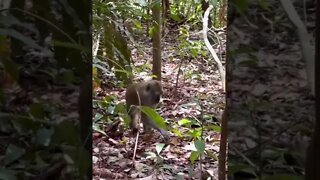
[
  {"left": 190, "top": 151, "right": 200, "bottom": 164},
  {"left": 0, "top": 28, "right": 51, "bottom": 54},
  {"left": 4, "top": 144, "right": 26, "bottom": 165},
  {"left": 135, "top": 0, "right": 147, "bottom": 7},
  {"left": 206, "top": 125, "right": 221, "bottom": 133},
  {"left": 94, "top": 113, "right": 103, "bottom": 121},
  {"left": 155, "top": 143, "right": 165, "bottom": 155},
  {"left": 93, "top": 124, "right": 106, "bottom": 136},
  {"left": 169, "top": 13, "right": 181, "bottom": 22},
  {"left": 206, "top": 150, "right": 218, "bottom": 161},
  {"left": 144, "top": 152, "right": 157, "bottom": 159},
  {"left": 194, "top": 140, "right": 205, "bottom": 153},
  {"left": 178, "top": 118, "right": 192, "bottom": 126},
  {"left": 36, "top": 128, "right": 54, "bottom": 146},
  {"left": 139, "top": 106, "right": 168, "bottom": 130}
]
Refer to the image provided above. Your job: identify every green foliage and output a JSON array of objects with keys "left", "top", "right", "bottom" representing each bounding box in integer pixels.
[
  {"left": 0, "top": 0, "right": 91, "bottom": 179},
  {"left": 93, "top": 0, "right": 141, "bottom": 84},
  {"left": 92, "top": 93, "right": 128, "bottom": 135},
  {"left": 139, "top": 106, "right": 168, "bottom": 130},
  {"left": 177, "top": 26, "right": 207, "bottom": 59},
  {"left": 189, "top": 140, "right": 206, "bottom": 164},
  {"left": 170, "top": 0, "right": 199, "bottom": 23},
  {"left": 103, "top": 21, "right": 132, "bottom": 82}
]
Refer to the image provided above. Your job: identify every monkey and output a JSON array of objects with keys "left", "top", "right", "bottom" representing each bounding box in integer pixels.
[{"left": 125, "top": 80, "right": 170, "bottom": 139}]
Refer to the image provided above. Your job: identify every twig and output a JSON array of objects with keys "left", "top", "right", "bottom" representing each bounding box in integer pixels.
[
  {"left": 132, "top": 90, "right": 142, "bottom": 166},
  {"left": 202, "top": 5, "right": 225, "bottom": 92},
  {"left": 218, "top": 110, "right": 227, "bottom": 180}
]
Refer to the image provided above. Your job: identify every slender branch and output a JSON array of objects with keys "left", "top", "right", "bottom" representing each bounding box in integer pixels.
[{"left": 202, "top": 5, "right": 225, "bottom": 92}]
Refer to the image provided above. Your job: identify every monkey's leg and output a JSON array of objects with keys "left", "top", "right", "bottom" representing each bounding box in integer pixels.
[
  {"left": 141, "top": 114, "right": 152, "bottom": 133},
  {"left": 128, "top": 107, "right": 140, "bottom": 135}
]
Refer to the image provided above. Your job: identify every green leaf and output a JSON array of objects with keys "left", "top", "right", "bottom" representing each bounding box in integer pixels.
[
  {"left": 194, "top": 140, "right": 205, "bottom": 153},
  {"left": 144, "top": 152, "right": 157, "bottom": 160},
  {"left": 139, "top": 106, "right": 168, "bottom": 130},
  {"left": 206, "top": 150, "right": 218, "bottom": 161},
  {"left": 178, "top": 118, "right": 192, "bottom": 126},
  {"left": 135, "top": 0, "right": 147, "bottom": 7},
  {"left": 155, "top": 143, "right": 165, "bottom": 155},
  {"left": 172, "top": 128, "right": 183, "bottom": 137},
  {"left": 132, "top": 20, "right": 143, "bottom": 29},
  {"left": 187, "top": 129, "right": 201, "bottom": 138},
  {"left": 206, "top": 125, "right": 221, "bottom": 133},
  {"left": 0, "top": 28, "right": 51, "bottom": 54},
  {"left": 209, "top": 0, "right": 218, "bottom": 6},
  {"left": 189, "top": 151, "right": 200, "bottom": 164},
  {"left": 93, "top": 124, "right": 106, "bottom": 136},
  {"left": 94, "top": 113, "right": 103, "bottom": 121},
  {"left": 148, "top": 26, "right": 156, "bottom": 37},
  {"left": 36, "top": 128, "right": 54, "bottom": 146},
  {"left": 4, "top": 144, "right": 26, "bottom": 165},
  {"left": 169, "top": 13, "right": 181, "bottom": 22}
]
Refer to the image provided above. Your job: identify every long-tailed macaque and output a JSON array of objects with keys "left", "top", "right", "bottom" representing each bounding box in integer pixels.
[{"left": 125, "top": 80, "right": 170, "bottom": 139}]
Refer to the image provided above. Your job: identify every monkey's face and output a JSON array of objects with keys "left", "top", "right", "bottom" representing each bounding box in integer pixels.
[{"left": 145, "top": 80, "right": 163, "bottom": 105}]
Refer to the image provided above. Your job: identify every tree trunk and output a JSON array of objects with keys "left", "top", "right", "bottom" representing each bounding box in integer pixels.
[
  {"left": 152, "top": 0, "right": 162, "bottom": 80},
  {"left": 162, "top": 0, "right": 170, "bottom": 36},
  {"left": 305, "top": 1, "right": 320, "bottom": 179}
]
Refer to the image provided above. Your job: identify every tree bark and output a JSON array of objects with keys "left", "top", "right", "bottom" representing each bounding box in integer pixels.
[
  {"left": 305, "top": 0, "right": 320, "bottom": 179},
  {"left": 152, "top": 0, "right": 162, "bottom": 80}
]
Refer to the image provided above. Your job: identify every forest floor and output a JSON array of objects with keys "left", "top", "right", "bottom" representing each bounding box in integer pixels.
[
  {"left": 92, "top": 26, "right": 226, "bottom": 179},
  {"left": 92, "top": 2, "right": 317, "bottom": 178}
]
